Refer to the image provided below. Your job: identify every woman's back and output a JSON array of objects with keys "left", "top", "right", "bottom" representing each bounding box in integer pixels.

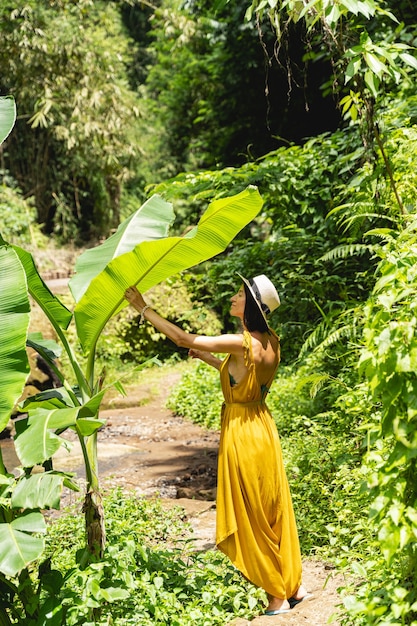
[{"left": 247, "top": 330, "right": 280, "bottom": 388}]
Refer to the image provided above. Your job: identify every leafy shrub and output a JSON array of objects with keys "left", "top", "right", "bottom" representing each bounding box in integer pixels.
[
  {"left": 265, "top": 363, "right": 318, "bottom": 435},
  {"left": 167, "top": 361, "right": 223, "bottom": 429},
  {"left": 266, "top": 361, "right": 370, "bottom": 554},
  {"left": 281, "top": 406, "right": 367, "bottom": 554},
  {"left": 0, "top": 181, "right": 46, "bottom": 245},
  {"left": 35, "top": 488, "right": 265, "bottom": 625},
  {"left": 336, "top": 220, "right": 417, "bottom": 625}
]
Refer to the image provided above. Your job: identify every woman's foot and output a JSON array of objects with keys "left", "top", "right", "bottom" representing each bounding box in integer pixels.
[
  {"left": 265, "top": 597, "right": 291, "bottom": 615},
  {"left": 264, "top": 586, "right": 311, "bottom": 615},
  {"left": 291, "top": 584, "right": 309, "bottom": 602},
  {"left": 288, "top": 585, "right": 313, "bottom": 608}
]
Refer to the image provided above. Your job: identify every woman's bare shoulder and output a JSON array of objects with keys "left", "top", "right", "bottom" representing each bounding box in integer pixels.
[{"left": 250, "top": 331, "right": 279, "bottom": 361}]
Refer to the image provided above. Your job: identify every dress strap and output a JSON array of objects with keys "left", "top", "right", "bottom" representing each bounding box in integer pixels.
[{"left": 242, "top": 330, "right": 253, "bottom": 368}]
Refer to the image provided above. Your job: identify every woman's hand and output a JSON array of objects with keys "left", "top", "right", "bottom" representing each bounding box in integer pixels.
[
  {"left": 188, "top": 348, "right": 205, "bottom": 361},
  {"left": 125, "top": 286, "right": 147, "bottom": 310},
  {"left": 189, "top": 348, "right": 223, "bottom": 371}
]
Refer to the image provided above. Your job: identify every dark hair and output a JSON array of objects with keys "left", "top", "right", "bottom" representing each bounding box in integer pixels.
[{"left": 243, "top": 283, "right": 269, "bottom": 333}]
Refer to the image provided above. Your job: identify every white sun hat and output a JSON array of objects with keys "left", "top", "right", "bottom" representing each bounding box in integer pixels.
[{"left": 237, "top": 273, "right": 280, "bottom": 321}]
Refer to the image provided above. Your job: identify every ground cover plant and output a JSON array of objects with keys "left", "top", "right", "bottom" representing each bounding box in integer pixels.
[{"left": 35, "top": 488, "right": 264, "bottom": 626}]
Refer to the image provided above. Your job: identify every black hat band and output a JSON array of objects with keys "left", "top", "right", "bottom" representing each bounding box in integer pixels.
[{"left": 249, "top": 279, "right": 270, "bottom": 315}]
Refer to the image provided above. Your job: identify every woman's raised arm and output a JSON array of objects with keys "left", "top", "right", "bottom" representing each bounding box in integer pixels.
[{"left": 125, "top": 286, "right": 243, "bottom": 356}]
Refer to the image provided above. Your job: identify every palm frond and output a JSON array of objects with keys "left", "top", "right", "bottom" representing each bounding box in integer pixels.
[
  {"left": 300, "top": 306, "right": 363, "bottom": 357},
  {"left": 300, "top": 318, "right": 332, "bottom": 356},
  {"left": 295, "top": 373, "right": 334, "bottom": 398},
  {"left": 328, "top": 203, "right": 397, "bottom": 224},
  {"left": 364, "top": 228, "right": 398, "bottom": 241},
  {"left": 320, "top": 243, "right": 375, "bottom": 262}
]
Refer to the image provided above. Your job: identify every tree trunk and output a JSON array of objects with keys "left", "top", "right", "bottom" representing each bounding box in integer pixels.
[{"left": 82, "top": 489, "right": 106, "bottom": 561}]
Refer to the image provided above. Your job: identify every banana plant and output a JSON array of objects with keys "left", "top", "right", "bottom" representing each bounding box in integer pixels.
[
  {"left": 0, "top": 97, "right": 42, "bottom": 575},
  {"left": 70, "top": 186, "right": 264, "bottom": 560},
  {"left": 1, "top": 172, "right": 264, "bottom": 574},
  {"left": 0, "top": 96, "right": 78, "bottom": 623},
  {"left": 0, "top": 95, "right": 15, "bottom": 145}
]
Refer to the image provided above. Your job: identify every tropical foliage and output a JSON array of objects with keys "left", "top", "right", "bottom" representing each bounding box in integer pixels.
[
  {"left": 1, "top": 0, "right": 417, "bottom": 624},
  {"left": 0, "top": 1, "right": 140, "bottom": 238},
  {"left": 32, "top": 488, "right": 264, "bottom": 625},
  {"left": 339, "top": 222, "right": 417, "bottom": 624}
]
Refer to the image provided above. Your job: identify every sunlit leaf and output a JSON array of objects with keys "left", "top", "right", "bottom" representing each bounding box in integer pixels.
[
  {"left": 0, "top": 95, "right": 16, "bottom": 145},
  {"left": 27, "top": 332, "right": 63, "bottom": 360},
  {"left": 70, "top": 194, "right": 175, "bottom": 302},
  {"left": 364, "top": 51, "right": 386, "bottom": 76},
  {"left": 364, "top": 69, "right": 379, "bottom": 98},
  {"left": 74, "top": 186, "right": 263, "bottom": 354},
  {"left": 0, "top": 245, "right": 30, "bottom": 433},
  {"left": 21, "top": 388, "right": 75, "bottom": 412},
  {"left": 11, "top": 473, "right": 64, "bottom": 510},
  {"left": 75, "top": 417, "right": 106, "bottom": 436},
  {"left": 400, "top": 52, "right": 417, "bottom": 70},
  {"left": 13, "top": 245, "right": 72, "bottom": 330},
  {"left": 0, "top": 512, "right": 46, "bottom": 577},
  {"left": 14, "top": 407, "right": 80, "bottom": 466}
]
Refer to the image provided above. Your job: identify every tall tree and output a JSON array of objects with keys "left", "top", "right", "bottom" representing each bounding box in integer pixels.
[
  {"left": 0, "top": 0, "right": 140, "bottom": 239},
  {"left": 136, "top": 0, "right": 340, "bottom": 178}
]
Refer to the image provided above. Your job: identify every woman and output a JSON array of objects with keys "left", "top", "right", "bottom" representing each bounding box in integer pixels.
[{"left": 125, "top": 274, "right": 309, "bottom": 615}]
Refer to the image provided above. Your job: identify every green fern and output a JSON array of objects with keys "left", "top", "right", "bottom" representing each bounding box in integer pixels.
[
  {"left": 295, "top": 372, "right": 335, "bottom": 398},
  {"left": 320, "top": 243, "right": 375, "bottom": 262},
  {"left": 300, "top": 306, "right": 363, "bottom": 357},
  {"left": 328, "top": 203, "right": 398, "bottom": 228}
]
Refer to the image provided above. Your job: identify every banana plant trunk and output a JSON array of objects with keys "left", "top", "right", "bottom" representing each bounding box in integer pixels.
[
  {"left": 81, "top": 427, "right": 106, "bottom": 561},
  {"left": 83, "top": 488, "right": 105, "bottom": 561}
]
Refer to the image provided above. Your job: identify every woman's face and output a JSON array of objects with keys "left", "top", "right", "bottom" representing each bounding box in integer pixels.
[{"left": 230, "top": 285, "right": 246, "bottom": 318}]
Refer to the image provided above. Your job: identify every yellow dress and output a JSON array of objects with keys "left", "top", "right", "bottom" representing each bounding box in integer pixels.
[{"left": 216, "top": 330, "right": 302, "bottom": 599}]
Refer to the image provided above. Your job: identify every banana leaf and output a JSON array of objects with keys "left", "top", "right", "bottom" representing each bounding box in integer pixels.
[
  {"left": 11, "top": 473, "right": 65, "bottom": 510},
  {"left": 0, "top": 246, "right": 30, "bottom": 433},
  {"left": 20, "top": 389, "right": 75, "bottom": 411},
  {"left": 14, "top": 391, "right": 107, "bottom": 466},
  {"left": 0, "top": 95, "right": 16, "bottom": 145},
  {"left": 13, "top": 245, "right": 72, "bottom": 330},
  {"left": 14, "top": 408, "right": 76, "bottom": 467},
  {"left": 27, "top": 332, "right": 63, "bottom": 360},
  {"left": 0, "top": 512, "right": 46, "bottom": 577},
  {"left": 74, "top": 186, "right": 263, "bottom": 355},
  {"left": 70, "top": 194, "right": 175, "bottom": 301}
]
